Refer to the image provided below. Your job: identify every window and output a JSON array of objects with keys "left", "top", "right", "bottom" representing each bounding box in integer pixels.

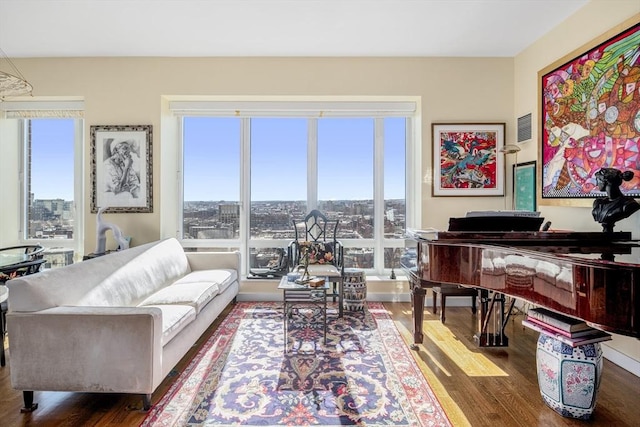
[
  {"left": 172, "top": 99, "right": 418, "bottom": 276},
  {"left": 23, "top": 118, "right": 83, "bottom": 265},
  {"left": 26, "top": 119, "right": 76, "bottom": 240},
  {"left": 0, "top": 101, "right": 84, "bottom": 266},
  {"left": 183, "top": 117, "right": 241, "bottom": 240}
]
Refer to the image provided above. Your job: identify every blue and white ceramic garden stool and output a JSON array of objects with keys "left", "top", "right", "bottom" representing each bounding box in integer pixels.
[
  {"left": 342, "top": 268, "right": 367, "bottom": 311},
  {"left": 536, "top": 334, "right": 603, "bottom": 420}
]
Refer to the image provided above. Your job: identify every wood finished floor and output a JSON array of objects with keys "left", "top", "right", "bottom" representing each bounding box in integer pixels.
[{"left": 1, "top": 301, "right": 638, "bottom": 426}]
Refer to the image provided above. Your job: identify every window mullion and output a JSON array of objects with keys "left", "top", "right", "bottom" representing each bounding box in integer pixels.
[
  {"left": 240, "top": 118, "right": 251, "bottom": 277},
  {"left": 73, "top": 119, "right": 85, "bottom": 257},
  {"left": 308, "top": 118, "right": 318, "bottom": 211},
  {"left": 374, "top": 118, "right": 385, "bottom": 273}
]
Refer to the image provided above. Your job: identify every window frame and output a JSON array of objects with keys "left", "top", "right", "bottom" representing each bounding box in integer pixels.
[
  {"left": 164, "top": 97, "right": 421, "bottom": 277},
  {"left": 19, "top": 117, "right": 85, "bottom": 256},
  {"left": 0, "top": 100, "right": 85, "bottom": 260}
]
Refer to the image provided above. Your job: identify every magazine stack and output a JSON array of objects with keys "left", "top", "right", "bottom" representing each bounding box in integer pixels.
[{"left": 522, "top": 307, "right": 611, "bottom": 347}]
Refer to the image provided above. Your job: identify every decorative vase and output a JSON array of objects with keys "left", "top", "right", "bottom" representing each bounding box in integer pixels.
[{"left": 535, "top": 334, "right": 603, "bottom": 420}]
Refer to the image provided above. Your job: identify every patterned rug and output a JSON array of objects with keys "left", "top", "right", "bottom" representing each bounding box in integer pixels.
[{"left": 141, "top": 301, "right": 451, "bottom": 426}]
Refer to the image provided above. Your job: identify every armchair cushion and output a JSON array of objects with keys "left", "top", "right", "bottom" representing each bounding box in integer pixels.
[{"left": 299, "top": 241, "right": 336, "bottom": 265}]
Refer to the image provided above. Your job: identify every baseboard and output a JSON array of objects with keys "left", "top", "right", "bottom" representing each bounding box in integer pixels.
[
  {"left": 602, "top": 343, "right": 640, "bottom": 377},
  {"left": 238, "top": 292, "right": 415, "bottom": 303}
]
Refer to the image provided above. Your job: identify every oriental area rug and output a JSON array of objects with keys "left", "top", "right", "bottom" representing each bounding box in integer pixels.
[{"left": 141, "top": 301, "right": 451, "bottom": 426}]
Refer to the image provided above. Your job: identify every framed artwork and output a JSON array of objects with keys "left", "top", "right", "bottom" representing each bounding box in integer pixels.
[
  {"left": 539, "top": 19, "right": 640, "bottom": 206},
  {"left": 90, "top": 125, "right": 153, "bottom": 213},
  {"left": 432, "top": 123, "right": 505, "bottom": 196},
  {"left": 513, "top": 161, "right": 537, "bottom": 211}
]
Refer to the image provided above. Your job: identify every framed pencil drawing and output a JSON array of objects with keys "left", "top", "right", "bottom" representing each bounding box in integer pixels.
[
  {"left": 539, "top": 19, "right": 640, "bottom": 206},
  {"left": 432, "top": 123, "right": 505, "bottom": 196},
  {"left": 90, "top": 125, "right": 153, "bottom": 213},
  {"left": 513, "top": 161, "right": 537, "bottom": 211}
]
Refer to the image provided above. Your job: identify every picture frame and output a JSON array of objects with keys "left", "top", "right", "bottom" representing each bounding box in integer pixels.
[
  {"left": 90, "top": 125, "right": 153, "bottom": 213},
  {"left": 432, "top": 123, "right": 505, "bottom": 196},
  {"left": 513, "top": 161, "right": 537, "bottom": 211},
  {"left": 539, "top": 19, "right": 640, "bottom": 206}
]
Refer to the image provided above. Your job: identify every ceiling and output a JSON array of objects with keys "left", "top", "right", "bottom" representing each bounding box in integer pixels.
[{"left": 0, "top": 0, "right": 590, "bottom": 58}]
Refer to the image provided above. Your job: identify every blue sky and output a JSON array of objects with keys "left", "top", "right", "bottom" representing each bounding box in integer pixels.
[
  {"left": 31, "top": 119, "right": 75, "bottom": 200},
  {"left": 31, "top": 117, "right": 406, "bottom": 202},
  {"left": 183, "top": 117, "right": 406, "bottom": 201}
]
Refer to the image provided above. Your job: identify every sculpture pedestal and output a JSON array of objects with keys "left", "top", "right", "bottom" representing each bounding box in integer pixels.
[{"left": 536, "top": 334, "right": 603, "bottom": 419}]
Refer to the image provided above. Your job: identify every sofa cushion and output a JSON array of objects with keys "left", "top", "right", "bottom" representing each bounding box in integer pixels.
[
  {"left": 173, "top": 269, "right": 238, "bottom": 294},
  {"left": 138, "top": 281, "right": 220, "bottom": 314},
  {"left": 144, "top": 304, "right": 196, "bottom": 346}
]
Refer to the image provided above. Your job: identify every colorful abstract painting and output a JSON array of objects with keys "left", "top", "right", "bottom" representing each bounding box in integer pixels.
[
  {"left": 432, "top": 123, "right": 505, "bottom": 196},
  {"left": 540, "top": 21, "right": 640, "bottom": 201}
]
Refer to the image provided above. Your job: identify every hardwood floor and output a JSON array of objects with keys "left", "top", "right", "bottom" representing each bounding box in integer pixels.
[{"left": 0, "top": 302, "right": 638, "bottom": 426}]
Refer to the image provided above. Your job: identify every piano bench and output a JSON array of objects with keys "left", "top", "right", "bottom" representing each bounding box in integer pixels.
[{"left": 432, "top": 285, "right": 477, "bottom": 323}]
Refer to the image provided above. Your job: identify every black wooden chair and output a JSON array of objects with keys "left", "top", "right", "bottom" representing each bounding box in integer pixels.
[{"left": 288, "top": 210, "right": 344, "bottom": 303}]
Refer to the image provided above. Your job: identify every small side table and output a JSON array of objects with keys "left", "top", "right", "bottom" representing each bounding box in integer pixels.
[{"left": 279, "top": 276, "right": 328, "bottom": 346}]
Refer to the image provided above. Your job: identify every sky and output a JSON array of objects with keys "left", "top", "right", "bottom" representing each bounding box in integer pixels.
[
  {"left": 31, "top": 119, "right": 75, "bottom": 200},
  {"left": 30, "top": 116, "right": 406, "bottom": 202},
  {"left": 183, "top": 116, "right": 406, "bottom": 202}
]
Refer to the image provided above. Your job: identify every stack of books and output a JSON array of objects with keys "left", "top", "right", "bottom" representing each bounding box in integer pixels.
[{"left": 522, "top": 307, "right": 611, "bottom": 347}]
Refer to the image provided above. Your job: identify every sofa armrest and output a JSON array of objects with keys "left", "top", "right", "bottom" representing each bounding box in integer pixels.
[
  {"left": 7, "top": 306, "right": 163, "bottom": 394},
  {"left": 186, "top": 251, "right": 240, "bottom": 273}
]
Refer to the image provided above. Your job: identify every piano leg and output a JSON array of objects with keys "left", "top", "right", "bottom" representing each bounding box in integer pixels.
[{"left": 410, "top": 283, "right": 427, "bottom": 349}]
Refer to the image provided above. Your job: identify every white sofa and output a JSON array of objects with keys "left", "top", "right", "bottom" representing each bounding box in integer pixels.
[{"left": 6, "top": 237, "right": 239, "bottom": 412}]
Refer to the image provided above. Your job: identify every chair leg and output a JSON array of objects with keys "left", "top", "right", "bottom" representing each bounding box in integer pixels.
[
  {"left": 441, "top": 295, "right": 447, "bottom": 323},
  {"left": 432, "top": 289, "right": 438, "bottom": 314},
  {"left": 471, "top": 295, "right": 477, "bottom": 314},
  {"left": 0, "top": 301, "right": 5, "bottom": 367}
]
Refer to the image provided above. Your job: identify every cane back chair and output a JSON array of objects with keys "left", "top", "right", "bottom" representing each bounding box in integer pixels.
[{"left": 288, "top": 210, "right": 344, "bottom": 302}]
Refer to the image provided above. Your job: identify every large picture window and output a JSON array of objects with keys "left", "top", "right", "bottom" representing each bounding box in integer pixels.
[{"left": 173, "top": 99, "right": 418, "bottom": 276}]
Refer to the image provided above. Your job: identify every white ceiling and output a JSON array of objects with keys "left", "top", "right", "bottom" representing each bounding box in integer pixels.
[{"left": 0, "top": 0, "right": 590, "bottom": 58}]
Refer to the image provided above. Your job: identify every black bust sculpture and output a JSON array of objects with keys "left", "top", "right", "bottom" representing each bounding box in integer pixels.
[{"left": 591, "top": 168, "right": 640, "bottom": 233}]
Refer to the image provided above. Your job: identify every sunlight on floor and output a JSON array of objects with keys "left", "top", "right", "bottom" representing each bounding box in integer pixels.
[
  {"left": 393, "top": 320, "right": 472, "bottom": 427},
  {"left": 422, "top": 320, "right": 508, "bottom": 377}
]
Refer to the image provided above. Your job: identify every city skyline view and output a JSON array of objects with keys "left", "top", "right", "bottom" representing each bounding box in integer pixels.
[{"left": 26, "top": 115, "right": 407, "bottom": 273}]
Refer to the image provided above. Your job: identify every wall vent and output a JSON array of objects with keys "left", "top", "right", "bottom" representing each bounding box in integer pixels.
[{"left": 517, "top": 113, "right": 532, "bottom": 143}]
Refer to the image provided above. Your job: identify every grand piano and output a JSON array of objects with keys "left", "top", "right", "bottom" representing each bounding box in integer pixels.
[{"left": 403, "top": 228, "right": 640, "bottom": 348}]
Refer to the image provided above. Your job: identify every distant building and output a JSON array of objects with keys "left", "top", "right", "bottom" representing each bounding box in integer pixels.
[{"left": 43, "top": 247, "right": 74, "bottom": 268}]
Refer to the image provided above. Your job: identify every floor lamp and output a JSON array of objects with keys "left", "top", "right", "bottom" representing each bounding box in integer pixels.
[{"left": 500, "top": 144, "right": 521, "bottom": 210}]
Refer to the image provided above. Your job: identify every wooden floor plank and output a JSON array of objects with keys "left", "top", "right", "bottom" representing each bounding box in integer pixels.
[{"left": 0, "top": 302, "right": 638, "bottom": 426}]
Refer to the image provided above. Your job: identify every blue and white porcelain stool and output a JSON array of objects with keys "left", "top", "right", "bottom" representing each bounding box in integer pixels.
[
  {"left": 343, "top": 268, "right": 367, "bottom": 311},
  {"left": 536, "top": 334, "right": 603, "bottom": 419}
]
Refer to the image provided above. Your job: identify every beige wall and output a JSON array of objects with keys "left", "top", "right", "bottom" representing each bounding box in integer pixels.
[
  {"left": 514, "top": 1, "right": 640, "bottom": 367},
  {"left": 3, "top": 56, "right": 514, "bottom": 249}
]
